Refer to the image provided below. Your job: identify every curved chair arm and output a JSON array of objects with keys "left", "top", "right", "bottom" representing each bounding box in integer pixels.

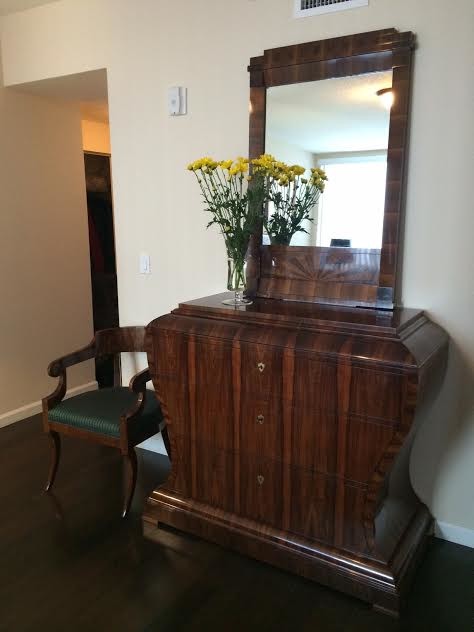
[
  {"left": 43, "top": 341, "right": 97, "bottom": 411},
  {"left": 121, "top": 367, "right": 152, "bottom": 425},
  {"left": 129, "top": 367, "right": 151, "bottom": 394},
  {"left": 48, "top": 341, "right": 97, "bottom": 377},
  {"left": 119, "top": 368, "right": 155, "bottom": 451},
  {"left": 42, "top": 374, "right": 67, "bottom": 412}
]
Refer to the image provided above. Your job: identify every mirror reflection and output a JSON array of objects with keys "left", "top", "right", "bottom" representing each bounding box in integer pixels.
[{"left": 264, "top": 70, "right": 393, "bottom": 249}]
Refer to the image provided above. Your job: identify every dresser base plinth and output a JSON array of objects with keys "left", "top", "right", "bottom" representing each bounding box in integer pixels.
[{"left": 143, "top": 489, "right": 432, "bottom": 615}]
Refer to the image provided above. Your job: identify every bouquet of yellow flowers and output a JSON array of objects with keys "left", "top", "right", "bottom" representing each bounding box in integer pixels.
[
  {"left": 251, "top": 154, "right": 327, "bottom": 246},
  {"left": 187, "top": 156, "right": 265, "bottom": 304}
]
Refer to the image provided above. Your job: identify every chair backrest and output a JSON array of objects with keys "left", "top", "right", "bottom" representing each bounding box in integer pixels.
[{"left": 95, "top": 326, "right": 147, "bottom": 355}]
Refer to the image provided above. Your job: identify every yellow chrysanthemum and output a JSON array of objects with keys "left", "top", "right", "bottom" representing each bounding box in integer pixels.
[
  {"left": 290, "top": 165, "right": 306, "bottom": 176},
  {"left": 251, "top": 153, "right": 277, "bottom": 173}
]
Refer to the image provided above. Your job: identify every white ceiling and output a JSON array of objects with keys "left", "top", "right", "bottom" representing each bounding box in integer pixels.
[
  {"left": 266, "top": 71, "right": 393, "bottom": 155},
  {"left": 0, "top": 0, "right": 59, "bottom": 15},
  {"left": 12, "top": 68, "right": 109, "bottom": 123},
  {"left": 0, "top": 2, "right": 110, "bottom": 124}
]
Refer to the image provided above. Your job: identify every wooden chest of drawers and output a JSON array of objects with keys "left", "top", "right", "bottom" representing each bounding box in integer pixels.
[{"left": 144, "top": 293, "right": 448, "bottom": 615}]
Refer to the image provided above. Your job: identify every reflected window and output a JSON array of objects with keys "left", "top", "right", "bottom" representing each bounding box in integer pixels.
[{"left": 316, "top": 155, "right": 387, "bottom": 249}]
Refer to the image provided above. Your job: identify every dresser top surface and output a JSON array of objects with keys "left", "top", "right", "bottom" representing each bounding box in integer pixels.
[{"left": 173, "top": 292, "right": 424, "bottom": 338}]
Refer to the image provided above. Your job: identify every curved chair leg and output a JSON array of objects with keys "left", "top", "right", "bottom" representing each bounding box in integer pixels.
[
  {"left": 122, "top": 449, "right": 138, "bottom": 518},
  {"left": 45, "top": 431, "right": 61, "bottom": 492}
]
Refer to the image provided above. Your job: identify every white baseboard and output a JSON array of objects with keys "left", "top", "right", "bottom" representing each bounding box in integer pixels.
[
  {"left": 435, "top": 520, "right": 474, "bottom": 549},
  {"left": 0, "top": 381, "right": 98, "bottom": 429}
]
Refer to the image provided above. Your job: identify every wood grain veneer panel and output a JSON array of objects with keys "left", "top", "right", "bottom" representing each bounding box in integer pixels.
[
  {"left": 176, "top": 439, "right": 236, "bottom": 514},
  {"left": 344, "top": 418, "right": 394, "bottom": 483},
  {"left": 189, "top": 338, "right": 235, "bottom": 452},
  {"left": 146, "top": 288, "right": 448, "bottom": 614},
  {"left": 348, "top": 367, "right": 402, "bottom": 422},
  {"left": 288, "top": 466, "right": 336, "bottom": 544},
  {"left": 258, "top": 246, "right": 381, "bottom": 304}
]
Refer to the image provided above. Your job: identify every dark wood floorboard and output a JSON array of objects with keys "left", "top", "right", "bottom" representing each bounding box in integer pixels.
[{"left": 0, "top": 415, "right": 472, "bottom": 631}]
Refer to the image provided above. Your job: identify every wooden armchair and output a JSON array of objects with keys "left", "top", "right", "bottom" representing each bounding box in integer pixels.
[{"left": 42, "top": 326, "right": 168, "bottom": 517}]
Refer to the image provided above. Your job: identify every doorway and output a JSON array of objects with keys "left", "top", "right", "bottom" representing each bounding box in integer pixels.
[{"left": 84, "top": 151, "right": 119, "bottom": 387}]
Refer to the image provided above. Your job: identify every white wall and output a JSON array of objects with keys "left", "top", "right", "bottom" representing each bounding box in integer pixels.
[
  {"left": 0, "top": 55, "right": 95, "bottom": 423},
  {"left": 0, "top": 0, "right": 473, "bottom": 537},
  {"left": 266, "top": 136, "right": 314, "bottom": 170}
]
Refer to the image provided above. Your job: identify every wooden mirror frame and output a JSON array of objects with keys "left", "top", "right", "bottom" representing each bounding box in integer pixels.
[{"left": 247, "top": 29, "right": 415, "bottom": 308}]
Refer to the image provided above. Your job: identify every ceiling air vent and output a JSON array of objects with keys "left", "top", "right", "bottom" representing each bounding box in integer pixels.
[{"left": 294, "top": 0, "right": 369, "bottom": 18}]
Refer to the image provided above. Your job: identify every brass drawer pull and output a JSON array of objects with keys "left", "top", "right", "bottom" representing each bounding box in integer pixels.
[
  {"left": 257, "top": 414, "right": 264, "bottom": 425},
  {"left": 257, "top": 475, "right": 265, "bottom": 485},
  {"left": 257, "top": 362, "right": 265, "bottom": 373}
]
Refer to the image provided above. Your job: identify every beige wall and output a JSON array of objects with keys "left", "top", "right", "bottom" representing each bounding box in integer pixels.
[
  {"left": 81, "top": 118, "right": 110, "bottom": 154},
  {"left": 0, "top": 0, "right": 473, "bottom": 535},
  {"left": 0, "top": 57, "right": 95, "bottom": 421}
]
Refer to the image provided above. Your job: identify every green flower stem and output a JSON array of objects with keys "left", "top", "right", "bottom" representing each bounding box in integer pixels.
[{"left": 189, "top": 158, "right": 266, "bottom": 287}]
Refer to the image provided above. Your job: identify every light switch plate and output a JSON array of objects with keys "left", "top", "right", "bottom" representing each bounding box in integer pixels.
[
  {"left": 168, "top": 86, "right": 187, "bottom": 116},
  {"left": 139, "top": 253, "right": 151, "bottom": 274}
]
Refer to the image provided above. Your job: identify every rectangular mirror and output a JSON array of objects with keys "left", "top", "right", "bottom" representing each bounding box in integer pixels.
[
  {"left": 248, "top": 29, "right": 415, "bottom": 307},
  {"left": 265, "top": 70, "right": 392, "bottom": 249}
]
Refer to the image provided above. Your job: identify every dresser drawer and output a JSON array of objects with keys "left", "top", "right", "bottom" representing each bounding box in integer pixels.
[
  {"left": 343, "top": 417, "right": 394, "bottom": 483},
  {"left": 238, "top": 397, "right": 283, "bottom": 461},
  {"left": 292, "top": 354, "right": 403, "bottom": 424},
  {"left": 289, "top": 407, "right": 395, "bottom": 484},
  {"left": 293, "top": 355, "right": 338, "bottom": 412},
  {"left": 290, "top": 406, "right": 338, "bottom": 475},
  {"left": 239, "top": 342, "right": 284, "bottom": 400},
  {"left": 238, "top": 454, "right": 283, "bottom": 529},
  {"left": 348, "top": 367, "right": 402, "bottom": 423}
]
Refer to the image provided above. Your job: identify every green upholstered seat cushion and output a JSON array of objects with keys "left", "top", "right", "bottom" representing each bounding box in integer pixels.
[{"left": 49, "top": 387, "right": 162, "bottom": 441}]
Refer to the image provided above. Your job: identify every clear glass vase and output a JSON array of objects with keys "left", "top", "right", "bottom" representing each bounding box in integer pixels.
[{"left": 222, "top": 255, "right": 252, "bottom": 306}]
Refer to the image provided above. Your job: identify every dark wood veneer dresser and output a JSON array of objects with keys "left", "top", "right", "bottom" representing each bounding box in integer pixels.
[
  {"left": 143, "top": 28, "right": 447, "bottom": 617},
  {"left": 144, "top": 293, "right": 448, "bottom": 614}
]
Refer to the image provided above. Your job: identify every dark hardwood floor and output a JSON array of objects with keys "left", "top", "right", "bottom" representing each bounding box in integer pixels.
[{"left": 0, "top": 415, "right": 472, "bottom": 632}]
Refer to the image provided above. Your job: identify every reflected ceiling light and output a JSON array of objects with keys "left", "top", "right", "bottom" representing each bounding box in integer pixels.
[{"left": 376, "top": 88, "right": 394, "bottom": 109}]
